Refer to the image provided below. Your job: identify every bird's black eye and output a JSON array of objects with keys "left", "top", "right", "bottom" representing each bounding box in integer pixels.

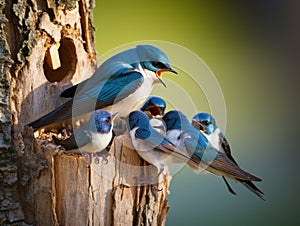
[
  {"left": 152, "top": 61, "right": 166, "bottom": 69},
  {"left": 201, "top": 120, "right": 210, "bottom": 126},
  {"left": 106, "top": 117, "right": 111, "bottom": 123}
]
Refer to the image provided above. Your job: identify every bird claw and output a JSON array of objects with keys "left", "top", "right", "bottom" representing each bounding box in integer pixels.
[
  {"left": 95, "top": 150, "right": 109, "bottom": 164},
  {"left": 83, "top": 151, "right": 109, "bottom": 166},
  {"left": 94, "top": 155, "right": 100, "bottom": 164}
]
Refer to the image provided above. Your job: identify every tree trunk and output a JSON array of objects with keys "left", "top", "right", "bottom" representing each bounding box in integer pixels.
[{"left": 0, "top": 1, "right": 170, "bottom": 225}]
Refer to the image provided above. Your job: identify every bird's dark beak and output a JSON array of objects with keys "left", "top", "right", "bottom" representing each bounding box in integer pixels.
[
  {"left": 169, "top": 69, "right": 178, "bottom": 74},
  {"left": 156, "top": 68, "right": 177, "bottom": 87},
  {"left": 111, "top": 112, "right": 119, "bottom": 121}
]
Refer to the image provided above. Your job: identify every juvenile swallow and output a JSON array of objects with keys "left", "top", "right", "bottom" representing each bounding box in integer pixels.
[
  {"left": 140, "top": 96, "right": 167, "bottom": 135},
  {"left": 128, "top": 110, "right": 198, "bottom": 187},
  {"left": 28, "top": 45, "right": 177, "bottom": 130},
  {"left": 163, "top": 110, "right": 262, "bottom": 186},
  {"left": 192, "top": 112, "right": 264, "bottom": 199},
  {"left": 53, "top": 110, "right": 118, "bottom": 165}
]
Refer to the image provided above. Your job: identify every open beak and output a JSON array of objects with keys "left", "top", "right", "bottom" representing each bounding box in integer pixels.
[
  {"left": 200, "top": 124, "right": 206, "bottom": 133},
  {"left": 192, "top": 120, "right": 206, "bottom": 133},
  {"left": 111, "top": 112, "right": 119, "bottom": 121},
  {"left": 147, "top": 106, "right": 162, "bottom": 117},
  {"left": 156, "top": 68, "right": 177, "bottom": 87},
  {"left": 169, "top": 69, "right": 178, "bottom": 74}
]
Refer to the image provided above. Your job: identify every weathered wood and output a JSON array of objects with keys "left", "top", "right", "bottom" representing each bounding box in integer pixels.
[
  {"left": 20, "top": 131, "right": 171, "bottom": 225},
  {"left": 1, "top": 0, "right": 171, "bottom": 225}
]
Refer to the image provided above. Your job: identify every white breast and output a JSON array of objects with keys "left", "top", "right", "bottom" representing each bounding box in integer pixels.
[
  {"left": 206, "top": 128, "right": 223, "bottom": 152},
  {"left": 103, "top": 64, "right": 159, "bottom": 117},
  {"left": 165, "top": 129, "right": 196, "bottom": 161},
  {"left": 79, "top": 130, "right": 112, "bottom": 153},
  {"left": 165, "top": 129, "right": 182, "bottom": 147},
  {"left": 129, "top": 127, "right": 169, "bottom": 172},
  {"left": 150, "top": 117, "right": 166, "bottom": 136}
]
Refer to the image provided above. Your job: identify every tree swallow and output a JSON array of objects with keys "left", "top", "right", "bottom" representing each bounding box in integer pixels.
[
  {"left": 53, "top": 110, "right": 118, "bottom": 165},
  {"left": 163, "top": 110, "right": 262, "bottom": 187},
  {"left": 140, "top": 96, "right": 167, "bottom": 135},
  {"left": 28, "top": 45, "right": 177, "bottom": 130},
  {"left": 128, "top": 110, "right": 198, "bottom": 187},
  {"left": 192, "top": 112, "right": 264, "bottom": 199}
]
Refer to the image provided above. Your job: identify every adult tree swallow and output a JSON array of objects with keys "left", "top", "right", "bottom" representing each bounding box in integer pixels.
[
  {"left": 128, "top": 110, "right": 198, "bottom": 187},
  {"left": 192, "top": 112, "right": 264, "bottom": 199},
  {"left": 28, "top": 45, "right": 177, "bottom": 130},
  {"left": 140, "top": 96, "right": 166, "bottom": 135},
  {"left": 53, "top": 110, "right": 118, "bottom": 165},
  {"left": 163, "top": 110, "right": 262, "bottom": 188}
]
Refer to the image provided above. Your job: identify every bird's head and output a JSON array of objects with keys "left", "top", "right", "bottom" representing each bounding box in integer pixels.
[
  {"left": 93, "top": 110, "right": 118, "bottom": 134},
  {"left": 140, "top": 96, "right": 166, "bottom": 117},
  {"left": 128, "top": 110, "right": 150, "bottom": 130},
  {"left": 192, "top": 112, "right": 217, "bottom": 135},
  {"left": 162, "top": 110, "right": 190, "bottom": 131},
  {"left": 137, "top": 45, "right": 177, "bottom": 87}
]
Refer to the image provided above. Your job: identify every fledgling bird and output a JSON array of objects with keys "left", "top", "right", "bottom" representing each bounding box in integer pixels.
[
  {"left": 53, "top": 110, "right": 118, "bottom": 165},
  {"left": 192, "top": 112, "right": 264, "bottom": 199},
  {"left": 140, "top": 96, "right": 167, "bottom": 135},
  {"left": 28, "top": 45, "right": 177, "bottom": 131},
  {"left": 128, "top": 110, "right": 198, "bottom": 187},
  {"left": 114, "top": 96, "right": 167, "bottom": 135},
  {"left": 163, "top": 110, "right": 262, "bottom": 193}
]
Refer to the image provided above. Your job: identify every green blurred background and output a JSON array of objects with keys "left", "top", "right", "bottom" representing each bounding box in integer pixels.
[{"left": 93, "top": 1, "right": 300, "bottom": 225}]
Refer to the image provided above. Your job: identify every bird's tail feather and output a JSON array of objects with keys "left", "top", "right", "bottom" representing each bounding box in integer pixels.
[
  {"left": 27, "top": 100, "right": 74, "bottom": 131},
  {"left": 238, "top": 179, "right": 265, "bottom": 200}
]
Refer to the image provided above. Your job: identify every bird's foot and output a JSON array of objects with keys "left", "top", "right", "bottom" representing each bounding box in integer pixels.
[
  {"left": 83, "top": 150, "right": 109, "bottom": 166},
  {"left": 94, "top": 150, "right": 109, "bottom": 164}
]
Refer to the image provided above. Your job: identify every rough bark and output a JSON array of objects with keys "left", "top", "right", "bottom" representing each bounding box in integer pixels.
[{"left": 0, "top": 0, "right": 171, "bottom": 225}]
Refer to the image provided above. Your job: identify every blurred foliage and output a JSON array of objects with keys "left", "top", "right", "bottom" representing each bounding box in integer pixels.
[{"left": 93, "top": 1, "right": 300, "bottom": 225}]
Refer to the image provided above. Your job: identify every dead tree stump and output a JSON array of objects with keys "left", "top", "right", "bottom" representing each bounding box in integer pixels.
[{"left": 0, "top": 0, "right": 171, "bottom": 225}]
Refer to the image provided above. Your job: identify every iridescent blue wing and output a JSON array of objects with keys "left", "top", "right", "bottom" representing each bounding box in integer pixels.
[
  {"left": 73, "top": 69, "right": 143, "bottom": 106},
  {"left": 184, "top": 135, "right": 261, "bottom": 181},
  {"left": 219, "top": 132, "right": 238, "bottom": 165},
  {"left": 28, "top": 63, "right": 143, "bottom": 130},
  {"left": 61, "top": 62, "right": 137, "bottom": 98}
]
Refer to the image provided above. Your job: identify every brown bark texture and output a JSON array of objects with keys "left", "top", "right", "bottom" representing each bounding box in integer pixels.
[{"left": 0, "top": 0, "right": 171, "bottom": 225}]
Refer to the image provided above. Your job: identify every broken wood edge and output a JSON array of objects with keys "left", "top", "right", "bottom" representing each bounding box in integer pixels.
[{"left": 19, "top": 128, "right": 172, "bottom": 225}]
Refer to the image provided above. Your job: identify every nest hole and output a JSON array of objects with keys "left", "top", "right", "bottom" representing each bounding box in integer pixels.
[{"left": 43, "top": 38, "right": 77, "bottom": 83}]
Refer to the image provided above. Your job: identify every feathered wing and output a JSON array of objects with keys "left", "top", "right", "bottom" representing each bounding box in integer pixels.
[
  {"left": 219, "top": 132, "right": 238, "bottom": 165},
  {"left": 27, "top": 100, "right": 74, "bottom": 130},
  {"left": 184, "top": 137, "right": 262, "bottom": 181},
  {"left": 60, "top": 82, "right": 84, "bottom": 98},
  {"left": 61, "top": 62, "right": 136, "bottom": 98},
  {"left": 28, "top": 66, "right": 144, "bottom": 130},
  {"left": 135, "top": 127, "right": 200, "bottom": 166}
]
